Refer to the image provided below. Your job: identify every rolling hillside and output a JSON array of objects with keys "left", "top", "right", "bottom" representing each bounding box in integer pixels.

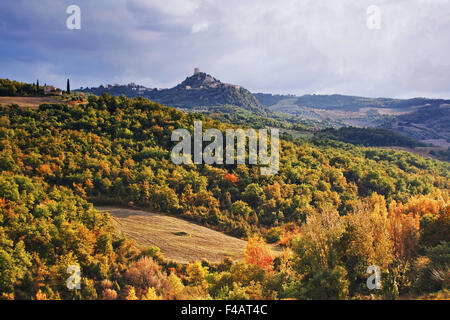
[
  {"left": 381, "top": 104, "right": 450, "bottom": 147},
  {"left": 1, "top": 88, "right": 449, "bottom": 300},
  {"left": 259, "top": 94, "right": 450, "bottom": 147},
  {"left": 97, "top": 206, "right": 247, "bottom": 264}
]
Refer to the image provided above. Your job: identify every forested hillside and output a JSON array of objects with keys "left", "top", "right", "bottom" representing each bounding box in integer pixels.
[
  {"left": 294, "top": 94, "right": 450, "bottom": 112},
  {"left": 0, "top": 79, "right": 42, "bottom": 96},
  {"left": 254, "top": 93, "right": 295, "bottom": 107},
  {"left": 381, "top": 104, "right": 450, "bottom": 143},
  {"left": 262, "top": 93, "right": 450, "bottom": 137},
  {"left": 314, "top": 127, "right": 427, "bottom": 148},
  {"left": 0, "top": 94, "right": 449, "bottom": 300}
]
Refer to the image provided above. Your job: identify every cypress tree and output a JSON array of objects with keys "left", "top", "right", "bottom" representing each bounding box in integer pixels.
[
  {"left": 67, "top": 79, "right": 71, "bottom": 94},
  {"left": 36, "top": 80, "right": 39, "bottom": 95}
]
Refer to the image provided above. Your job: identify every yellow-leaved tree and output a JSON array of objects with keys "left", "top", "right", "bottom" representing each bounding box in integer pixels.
[{"left": 244, "top": 236, "right": 274, "bottom": 272}]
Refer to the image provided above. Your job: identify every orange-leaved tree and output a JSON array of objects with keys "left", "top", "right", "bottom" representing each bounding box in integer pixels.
[
  {"left": 244, "top": 236, "right": 274, "bottom": 272},
  {"left": 224, "top": 173, "right": 238, "bottom": 184}
]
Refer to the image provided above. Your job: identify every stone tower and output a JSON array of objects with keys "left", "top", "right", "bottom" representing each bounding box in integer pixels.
[{"left": 194, "top": 68, "right": 200, "bottom": 75}]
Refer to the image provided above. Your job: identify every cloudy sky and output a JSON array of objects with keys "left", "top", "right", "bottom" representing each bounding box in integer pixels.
[{"left": 1, "top": 0, "right": 449, "bottom": 98}]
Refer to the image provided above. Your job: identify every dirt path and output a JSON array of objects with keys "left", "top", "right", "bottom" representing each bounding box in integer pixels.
[{"left": 96, "top": 206, "right": 247, "bottom": 264}]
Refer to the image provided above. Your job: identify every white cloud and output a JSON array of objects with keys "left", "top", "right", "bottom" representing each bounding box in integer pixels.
[
  {"left": 191, "top": 22, "right": 209, "bottom": 33},
  {"left": 1, "top": 0, "right": 450, "bottom": 98}
]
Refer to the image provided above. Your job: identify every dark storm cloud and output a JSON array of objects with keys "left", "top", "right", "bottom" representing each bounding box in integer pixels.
[{"left": 0, "top": 0, "right": 449, "bottom": 98}]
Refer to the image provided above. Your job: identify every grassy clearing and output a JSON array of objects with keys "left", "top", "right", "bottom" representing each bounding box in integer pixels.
[
  {"left": 96, "top": 206, "right": 248, "bottom": 264},
  {"left": 0, "top": 96, "right": 64, "bottom": 109}
]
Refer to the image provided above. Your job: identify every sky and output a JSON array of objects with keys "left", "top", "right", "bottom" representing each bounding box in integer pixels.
[{"left": 1, "top": 0, "right": 450, "bottom": 98}]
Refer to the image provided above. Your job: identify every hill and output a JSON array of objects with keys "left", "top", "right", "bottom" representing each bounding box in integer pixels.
[
  {"left": 381, "top": 103, "right": 450, "bottom": 147},
  {"left": 253, "top": 93, "right": 296, "bottom": 107},
  {"left": 261, "top": 94, "right": 450, "bottom": 144},
  {"left": 1, "top": 92, "right": 449, "bottom": 300},
  {"left": 314, "top": 127, "right": 427, "bottom": 148},
  {"left": 97, "top": 206, "right": 247, "bottom": 264},
  {"left": 147, "top": 71, "right": 262, "bottom": 112},
  {"left": 281, "top": 94, "right": 449, "bottom": 112},
  {"left": 295, "top": 94, "right": 403, "bottom": 111},
  {"left": 265, "top": 93, "right": 450, "bottom": 114},
  {"left": 78, "top": 70, "right": 263, "bottom": 113},
  {"left": 76, "top": 83, "right": 149, "bottom": 98}
]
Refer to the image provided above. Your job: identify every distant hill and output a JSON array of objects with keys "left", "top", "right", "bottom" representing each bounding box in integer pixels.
[
  {"left": 78, "top": 70, "right": 263, "bottom": 113},
  {"left": 78, "top": 80, "right": 450, "bottom": 147},
  {"left": 147, "top": 71, "right": 262, "bottom": 112},
  {"left": 253, "top": 93, "right": 296, "bottom": 107},
  {"left": 290, "top": 94, "right": 450, "bottom": 147},
  {"left": 294, "top": 94, "right": 401, "bottom": 111},
  {"left": 261, "top": 93, "right": 450, "bottom": 141},
  {"left": 262, "top": 93, "right": 450, "bottom": 113},
  {"left": 314, "top": 127, "right": 426, "bottom": 148},
  {"left": 294, "top": 94, "right": 450, "bottom": 111},
  {"left": 381, "top": 103, "right": 450, "bottom": 145},
  {"left": 76, "top": 83, "right": 149, "bottom": 98}
]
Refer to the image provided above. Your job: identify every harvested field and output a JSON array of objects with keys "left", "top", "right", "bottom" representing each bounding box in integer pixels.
[
  {"left": 96, "top": 206, "right": 248, "bottom": 264},
  {"left": 0, "top": 96, "right": 63, "bottom": 109}
]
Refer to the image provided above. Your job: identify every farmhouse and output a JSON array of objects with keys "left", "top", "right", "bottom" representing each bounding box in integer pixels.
[{"left": 43, "top": 85, "right": 62, "bottom": 96}]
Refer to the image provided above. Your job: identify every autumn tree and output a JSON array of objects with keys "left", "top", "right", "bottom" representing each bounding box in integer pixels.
[
  {"left": 387, "top": 200, "right": 421, "bottom": 266},
  {"left": 293, "top": 207, "right": 344, "bottom": 275},
  {"left": 341, "top": 194, "right": 394, "bottom": 294},
  {"left": 244, "top": 236, "right": 274, "bottom": 272},
  {"left": 124, "top": 257, "right": 170, "bottom": 297},
  {"left": 186, "top": 262, "right": 208, "bottom": 287}
]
